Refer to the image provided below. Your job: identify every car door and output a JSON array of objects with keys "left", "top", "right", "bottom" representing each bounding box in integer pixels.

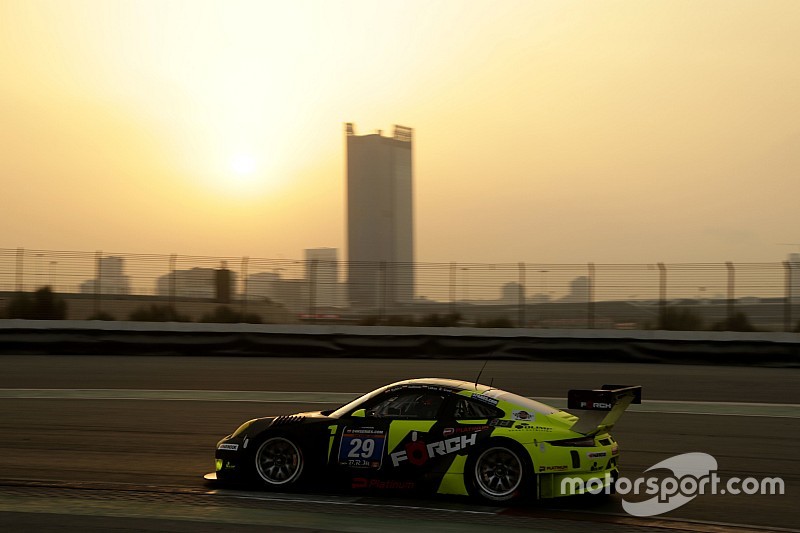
[
  {"left": 331, "top": 386, "right": 449, "bottom": 492},
  {"left": 381, "top": 389, "right": 500, "bottom": 492}
]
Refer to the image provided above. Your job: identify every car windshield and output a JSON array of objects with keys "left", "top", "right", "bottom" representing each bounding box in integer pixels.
[
  {"left": 329, "top": 387, "right": 386, "bottom": 418},
  {"left": 366, "top": 391, "right": 445, "bottom": 419}
]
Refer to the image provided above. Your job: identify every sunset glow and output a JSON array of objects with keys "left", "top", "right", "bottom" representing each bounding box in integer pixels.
[{"left": 1, "top": 1, "right": 798, "bottom": 262}]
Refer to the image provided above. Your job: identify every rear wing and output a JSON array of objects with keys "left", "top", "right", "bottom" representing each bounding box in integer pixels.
[{"left": 566, "top": 385, "right": 642, "bottom": 435}]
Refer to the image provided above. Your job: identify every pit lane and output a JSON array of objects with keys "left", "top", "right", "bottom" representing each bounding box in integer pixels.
[{"left": 0, "top": 356, "right": 797, "bottom": 532}]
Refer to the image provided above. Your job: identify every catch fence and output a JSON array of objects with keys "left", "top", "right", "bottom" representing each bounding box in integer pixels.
[{"left": 0, "top": 248, "right": 798, "bottom": 332}]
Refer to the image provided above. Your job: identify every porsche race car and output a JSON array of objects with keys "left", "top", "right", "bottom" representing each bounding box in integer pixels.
[{"left": 206, "top": 378, "right": 641, "bottom": 503}]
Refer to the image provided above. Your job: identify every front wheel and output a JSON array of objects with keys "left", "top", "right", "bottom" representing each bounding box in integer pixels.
[
  {"left": 468, "top": 444, "right": 529, "bottom": 503},
  {"left": 254, "top": 436, "right": 304, "bottom": 487}
]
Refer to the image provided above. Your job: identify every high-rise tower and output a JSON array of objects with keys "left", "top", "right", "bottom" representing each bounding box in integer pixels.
[{"left": 345, "top": 123, "right": 414, "bottom": 307}]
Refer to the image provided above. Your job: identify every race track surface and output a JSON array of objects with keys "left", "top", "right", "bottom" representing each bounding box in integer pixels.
[{"left": 0, "top": 355, "right": 797, "bottom": 532}]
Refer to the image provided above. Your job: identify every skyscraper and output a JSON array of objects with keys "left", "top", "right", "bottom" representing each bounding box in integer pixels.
[{"left": 345, "top": 123, "right": 414, "bottom": 307}]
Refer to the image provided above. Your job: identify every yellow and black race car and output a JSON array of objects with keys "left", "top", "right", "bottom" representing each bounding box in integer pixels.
[{"left": 206, "top": 378, "right": 641, "bottom": 503}]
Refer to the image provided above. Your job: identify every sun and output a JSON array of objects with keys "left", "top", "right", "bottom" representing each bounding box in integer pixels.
[
  {"left": 190, "top": 146, "right": 286, "bottom": 200},
  {"left": 230, "top": 153, "right": 257, "bottom": 177},
  {"left": 225, "top": 153, "right": 264, "bottom": 193}
]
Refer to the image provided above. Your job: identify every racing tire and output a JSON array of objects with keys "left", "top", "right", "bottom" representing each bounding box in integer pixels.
[
  {"left": 253, "top": 436, "right": 305, "bottom": 488},
  {"left": 603, "top": 469, "right": 619, "bottom": 496},
  {"left": 466, "top": 441, "right": 532, "bottom": 504}
]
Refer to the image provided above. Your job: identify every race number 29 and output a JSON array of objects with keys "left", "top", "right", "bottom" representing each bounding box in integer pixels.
[
  {"left": 339, "top": 428, "right": 386, "bottom": 469},
  {"left": 348, "top": 437, "right": 375, "bottom": 459}
]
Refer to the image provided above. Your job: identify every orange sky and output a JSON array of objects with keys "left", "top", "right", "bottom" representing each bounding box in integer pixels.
[{"left": 2, "top": 0, "right": 799, "bottom": 264}]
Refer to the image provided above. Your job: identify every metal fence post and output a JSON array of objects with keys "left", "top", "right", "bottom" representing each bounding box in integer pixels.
[
  {"left": 94, "top": 251, "right": 103, "bottom": 316},
  {"left": 309, "top": 258, "right": 318, "bottom": 322},
  {"left": 385, "top": 260, "right": 391, "bottom": 317},
  {"left": 726, "top": 261, "right": 735, "bottom": 324},
  {"left": 241, "top": 256, "right": 249, "bottom": 317},
  {"left": 588, "top": 262, "right": 595, "bottom": 329},
  {"left": 784, "top": 261, "right": 792, "bottom": 332},
  {"left": 539, "top": 269, "right": 549, "bottom": 327},
  {"left": 449, "top": 262, "right": 456, "bottom": 316},
  {"left": 15, "top": 248, "right": 24, "bottom": 292},
  {"left": 169, "top": 254, "right": 176, "bottom": 307},
  {"left": 378, "top": 261, "right": 386, "bottom": 322},
  {"left": 518, "top": 262, "right": 526, "bottom": 327},
  {"left": 658, "top": 263, "right": 667, "bottom": 328}
]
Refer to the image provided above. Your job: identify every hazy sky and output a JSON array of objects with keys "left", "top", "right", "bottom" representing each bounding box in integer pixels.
[{"left": 2, "top": 0, "right": 799, "bottom": 264}]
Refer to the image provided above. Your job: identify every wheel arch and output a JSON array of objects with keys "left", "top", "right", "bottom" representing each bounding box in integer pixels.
[
  {"left": 480, "top": 436, "right": 535, "bottom": 471},
  {"left": 464, "top": 435, "right": 538, "bottom": 503}
]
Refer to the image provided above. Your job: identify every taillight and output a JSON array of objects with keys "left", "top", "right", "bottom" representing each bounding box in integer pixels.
[{"left": 551, "top": 436, "right": 596, "bottom": 447}]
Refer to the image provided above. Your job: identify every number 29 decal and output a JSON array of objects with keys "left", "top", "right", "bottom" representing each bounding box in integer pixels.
[{"left": 338, "top": 427, "right": 387, "bottom": 469}]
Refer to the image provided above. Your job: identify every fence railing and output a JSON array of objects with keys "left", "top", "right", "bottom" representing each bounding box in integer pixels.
[{"left": 1, "top": 248, "right": 798, "bottom": 332}]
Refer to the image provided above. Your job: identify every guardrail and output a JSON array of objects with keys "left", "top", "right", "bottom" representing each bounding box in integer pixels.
[{"left": 1, "top": 320, "right": 798, "bottom": 366}]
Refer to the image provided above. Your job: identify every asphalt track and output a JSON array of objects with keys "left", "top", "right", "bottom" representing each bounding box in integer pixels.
[{"left": 0, "top": 355, "right": 798, "bottom": 532}]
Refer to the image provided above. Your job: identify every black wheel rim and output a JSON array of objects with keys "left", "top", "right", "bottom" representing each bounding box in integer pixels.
[
  {"left": 475, "top": 446, "right": 523, "bottom": 498},
  {"left": 255, "top": 437, "right": 302, "bottom": 485}
]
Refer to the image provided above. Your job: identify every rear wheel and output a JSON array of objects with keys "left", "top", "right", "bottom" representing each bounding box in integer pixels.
[
  {"left": 254, "top": 436, "right": 304, "bottom": 487},
  {"left": 469, "top": 444, "right": 529, "bottom": 503}
]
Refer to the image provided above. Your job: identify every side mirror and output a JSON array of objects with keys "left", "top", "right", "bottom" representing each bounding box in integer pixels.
[{"left": 351, "top": 408, "right": 366, "bottom": 418}]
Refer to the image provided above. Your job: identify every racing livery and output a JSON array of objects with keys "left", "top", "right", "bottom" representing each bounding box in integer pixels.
[{"left": 206, "top": 378, "right": 641, "bottom": 503}]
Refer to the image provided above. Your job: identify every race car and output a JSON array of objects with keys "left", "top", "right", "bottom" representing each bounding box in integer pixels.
[{"left": 206, "top": 378, "right": 641, "bottom": 503}]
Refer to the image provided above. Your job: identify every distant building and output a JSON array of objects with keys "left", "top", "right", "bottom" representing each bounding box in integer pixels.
[
  {"left": 271, "top": 279, "right": 309, "bottom": 313},
  {"left": 561, "top": 276, "right": 590, "bottom": 303},
  {"left": 305, "top": 248, "right": 343, "bottom": 307},
  {"left": 157, "top": 267, "right": 237, "bottom": 299},
  {"left": 500, "top": 282, "right": 524, "bottom": 305},
  {"left": 246, "top": 271, "right": 280, "bottom": 300},
  {"left": 528, "top": 293, "right": 551, "bottom": 304},
  {"left": 345, "top": 123, "right": 414, "bottom": 307},
  {"left": 80, "top": 256, "right": 130, "bottom": 295}
]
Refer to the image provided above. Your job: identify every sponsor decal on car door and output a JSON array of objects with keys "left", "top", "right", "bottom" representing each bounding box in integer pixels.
[{"left": 338, "top": 427, "right": 387, "bottom": 469}]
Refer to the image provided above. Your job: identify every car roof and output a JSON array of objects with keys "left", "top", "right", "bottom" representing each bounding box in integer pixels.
[
  {"left": 329, "top": 377, "right": 559, "bottom": 419},
  {"left": 386, "top": 378, "right": 559, "bottom": 416},
  {"left": 383, "top": 377, "right": 493, "bottom": 393}
]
